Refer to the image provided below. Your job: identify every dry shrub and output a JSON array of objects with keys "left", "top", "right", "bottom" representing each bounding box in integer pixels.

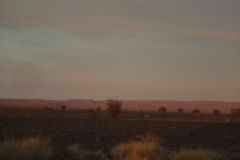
[
  {"left": 106, "top": 100, "right": 122, "bottom": 119},
  {"left": 231, "top": 108, "right": 240, "bottom": 121},
  {"left": 87, "top": 108, "right": 96, "bottom": 119},
  {"left": 68, "top": 144, "right": 105, "bottom": 160},
  {"left": 158, "top": 107, "right": 167, "bottom": 114},
  {"left": 192, "top": 109, "right": 200, "bottom": 114},
  {"left": 172, "top": 149, "right": 219, "bottom": 160},
  {"left": 213, "top": 110, "right": 221, "bottom": 115},
  {"left": 111, "top": 136, "right": 167, "bottom": 160},
  {"left": 177, "top": 108, "right": 184, "bottom": 114},
  {"left": 0, "top": 137, "right": 52, "bottom": 160}
]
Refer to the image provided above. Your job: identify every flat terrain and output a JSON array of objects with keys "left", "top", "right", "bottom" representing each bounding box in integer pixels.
[{"left": 0, "top": 110, "right": 240, "bottom": 160}]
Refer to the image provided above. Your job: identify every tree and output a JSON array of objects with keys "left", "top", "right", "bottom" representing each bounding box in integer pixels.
[
  {"left": 106, "top": 100, "right": 122, "bottom": 119},
  {"left": 158, "top": 107, "right": 167, "bottom": 114},
  {"left": 177, "top": 108, "right": 184, "bottom": 114}
]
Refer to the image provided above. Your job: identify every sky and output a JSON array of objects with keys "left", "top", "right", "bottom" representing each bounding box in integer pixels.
[{"left": 0, "top": 0, "right": 240, "bottom": 101}]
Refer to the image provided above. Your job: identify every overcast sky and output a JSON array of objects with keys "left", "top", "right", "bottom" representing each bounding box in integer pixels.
[{"left": 0, "top": 0, "right": 240, "bottom": 101}]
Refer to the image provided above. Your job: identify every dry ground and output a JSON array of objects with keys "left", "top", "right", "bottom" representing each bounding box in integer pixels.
[{"left": 0, "top": 110, "right": 239, "bottom": 160}]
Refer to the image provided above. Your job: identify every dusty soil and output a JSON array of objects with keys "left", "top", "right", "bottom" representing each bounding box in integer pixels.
[{"left": 0, "top": 110, "right": 239, "bottom": 160}]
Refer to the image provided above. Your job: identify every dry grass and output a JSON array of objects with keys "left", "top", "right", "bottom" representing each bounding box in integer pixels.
[
  {"left": 172, "top": 149, "right": 219, "bottom": 160},
  {"left": 67, "top": 144, "right": 105, "bottom": 160},
  {"left": 0, "top": 137, "right": 52, "bottom": 160},
  {"left": 111, "top": 136, "right": 167, "bottom": 160}
]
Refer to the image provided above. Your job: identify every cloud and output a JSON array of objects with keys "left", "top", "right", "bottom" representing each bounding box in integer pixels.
[{"left": 0, "top": 0, "right": 239, "bottom": 41}]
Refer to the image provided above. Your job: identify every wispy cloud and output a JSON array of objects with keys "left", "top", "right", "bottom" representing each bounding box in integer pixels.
[
  {"left": 1, "top": 0, "right": 239, "bottom": 41},
  {"left": 1, "top": 0, "right": 240, "bottom": 100}
]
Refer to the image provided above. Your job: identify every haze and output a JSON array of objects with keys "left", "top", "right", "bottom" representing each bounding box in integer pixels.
[{"left": 0, "top": 0, "right": 240, "bottom": 101}]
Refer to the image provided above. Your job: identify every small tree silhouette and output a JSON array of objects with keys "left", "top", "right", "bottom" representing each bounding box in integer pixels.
[
  {"left": 192, "top": 109, "right": 200, "bottom": 114},
  {"left": 106, "top": 100, "right": 122, "bottom": 119},
  {"left": 158, "top": 107, "right": 167, "bottom": 114},
  {"left": 177, "top": 108, "right": 184, "bottom": 114}
]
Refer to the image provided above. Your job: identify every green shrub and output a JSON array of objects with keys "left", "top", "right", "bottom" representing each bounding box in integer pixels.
[
  {"left": 0, "top": 137, "right": 52, "bottom": 160},
  {"left": 67, "top": 144, "right": 105, "bottom": 160},
  {"left": 172, "top": 149, "right": 219, "bottom": 160},
  {"left": 111, "top": 136, "right": 167, "bottom": 160}
]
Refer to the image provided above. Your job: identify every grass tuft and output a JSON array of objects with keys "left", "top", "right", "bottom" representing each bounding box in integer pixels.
[
  {"left": 172, "top": 149, "right": 219, "bottom": 160},
  {"left": 67, "top": 144, "right": 105, "bottom": 160},
  {"left": 111, "top": 136, "right": 167, "bottom": 160},
  {"left": 0, "top": 136, "right": 52, "bottom": 160}
]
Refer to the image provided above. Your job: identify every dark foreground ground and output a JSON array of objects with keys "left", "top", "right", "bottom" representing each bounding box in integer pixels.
[{"left": 0, "top": 110, "right": 240, "bottom": 160}]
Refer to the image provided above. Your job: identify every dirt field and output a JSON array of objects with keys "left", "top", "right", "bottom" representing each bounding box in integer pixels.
[{"left": 0, "top": 110, "right": 239, "bottom": 160}]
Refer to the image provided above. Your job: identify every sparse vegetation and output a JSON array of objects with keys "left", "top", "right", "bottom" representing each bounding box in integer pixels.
[
  {"left": 0, "top": 109, "right": 236, "bottom": 160},
  {"left": 106, "top": 100, "right": 122, "bottom": 119},
  {"left": 67, "top": 144, "right": 105, "bottom": 160},
  {"left": 172, "top": 149, "right": 219, "bottom": 160},
  {"left": 111, "top": 136, "right": 167, "bottom": 160},
  {"left": 0, "top": 137, "right": 52, "bottom": 160}
]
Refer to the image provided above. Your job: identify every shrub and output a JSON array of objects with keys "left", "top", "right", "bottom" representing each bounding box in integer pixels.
[
  {"left": 0, "top": 137, "right": 52, "bottom": 160},
  {"left": 106, "top": 100, "right": 122, "bottom": 119},
  {"left": 96, "top": 107, "right": 102, "bottom": 113},
  {"left": 96, "top": 107, "right": 103, "bottom": 118},
  {"left": 192, "top": 109, "right": 200, "bottom": 114},
  {"left": 87, "top": 108, "right": 96, "bottom": 119},
  {"left": 231, "top": 108, "right": 240, "bottom": 121},
  {"left": 172, "top": 149, "right": 219, "bottom": 160},
  {"left": 111, "top": 136, "right": 167, "bottom": 160},
  {"left": 158, "top": 107, "right": 167, "bottom": 114},
  {"left": 213, "top": 109, "right": 221, "bottom": 115},
  {"left": 177, "top": 108, "right": 184, "bottom": 114},
  {"left": 61, "top": 105, "right": 67, "bottom": 111},
  {"left": 67, "top": 144, "right": 105, "bottom": 160},
  {"left": 42, "top": 106, "right": 54, "bottom": 111}
]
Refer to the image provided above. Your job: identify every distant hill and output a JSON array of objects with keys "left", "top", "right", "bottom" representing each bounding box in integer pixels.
[
  {"left": 0, "top": 99, "right": 240, "bottom": 113},
  {"left": 0, "top": 99, "right": 103, "bottom": 110}
]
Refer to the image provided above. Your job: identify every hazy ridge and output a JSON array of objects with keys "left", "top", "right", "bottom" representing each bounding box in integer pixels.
[{"left": 1, "top": 99, "right": 240, "bottom": 113}]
